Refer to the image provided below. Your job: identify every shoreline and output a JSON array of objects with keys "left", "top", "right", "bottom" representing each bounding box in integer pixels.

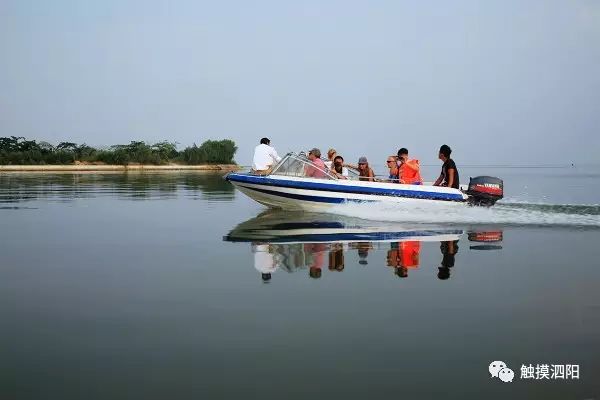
[{"left": 0, "top": 164, "right": 242, "bottom": 172}]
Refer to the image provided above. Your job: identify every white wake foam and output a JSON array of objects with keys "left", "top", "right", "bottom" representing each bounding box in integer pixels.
[{"left": 328, "top": 201, "right": 600, "bottom": 227}]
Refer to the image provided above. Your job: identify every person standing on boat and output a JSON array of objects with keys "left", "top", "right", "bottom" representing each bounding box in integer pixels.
[
  {"left": 433, "top": 144, "right": 460, "bottom": 189},
  {"left": 397, "top": 148, "right": 422, "bottom": 185},
  {"left": 306, "top": 148, "right": 328, "bottom": 178},
  {"left": 252, "top": 137, "right": 281, "bottom": 175}
]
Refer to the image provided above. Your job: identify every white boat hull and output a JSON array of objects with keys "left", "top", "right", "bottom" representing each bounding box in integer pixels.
[{"left": 227, "top": 173, "right": 469, "bottom": 212}]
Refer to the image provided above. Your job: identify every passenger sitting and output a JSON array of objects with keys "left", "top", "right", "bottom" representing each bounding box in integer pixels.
[
  {"left": 397, "top": 148, "right": 422, "bottom": 184},
  {"left": 433, "top": 144, "right": 460, "bottom": 189},
  {"left": 387, "top": 155, "right": 399, "bottom": 182},
  {"left": 356, "top": 156, "right": 375, "bottom": 182},
  {"left": 325, "top": 148, "right": 338, "bottom": 169},
  {"left": 305, "top": 148, "right": 328, "bottom": 178},
  {"left": 331, "top": 155, "right": 349, "bottom": 179}
]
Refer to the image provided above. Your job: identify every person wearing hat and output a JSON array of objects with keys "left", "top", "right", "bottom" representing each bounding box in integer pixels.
[
  {"left": 351, "top": 156, "right": 374, "bottom": 181},
  {"left": 352, "top": 242, "right": 373, "bottom": 265},
  {"left": 252, "top": 137, "right": 281, "bottom": 175},
  {"left": 305, "top": 242, "right": 326, "bottom": 278},
  {"left": 305, "top": 148, "right": 328, "bottom": 178}
]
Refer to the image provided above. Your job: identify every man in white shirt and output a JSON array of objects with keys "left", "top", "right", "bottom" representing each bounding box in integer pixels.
[{"left": 252, "top": 137, "right": 281, "bottom": 175}]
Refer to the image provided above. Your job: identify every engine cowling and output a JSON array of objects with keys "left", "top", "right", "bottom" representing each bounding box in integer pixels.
[{"left": 466, "top": 176, "right": 503, "bottom": 206}]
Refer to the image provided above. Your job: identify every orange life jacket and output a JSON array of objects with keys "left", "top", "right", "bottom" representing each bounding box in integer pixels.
[
  {"left": 400, "top": 241, "right": 421, "bottom": 268},
  {"left": 399, "top": 159, "right": 422, "bottom": 184}
]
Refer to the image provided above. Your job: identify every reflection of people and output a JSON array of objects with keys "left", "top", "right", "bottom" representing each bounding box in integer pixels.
[
  {"left": 309, "top": 267, "right": 322, "bottom": 279},
  {"left": 271, "top": 243, "right": 306, "bottom": 272},
  {"left": 438, "top": 240, "right": 459, "bottom": 280},
  {"left": 252, "top": 138, "right": 281, "bottom": 175},
  {"left": 387, "top": 241, "right": 421, "bottom": 278},
  {"left": 304, "top": 243, "right": 327, "bottom": 279},
  {"left": 395, "top": 266, "right": 408, "bottom": 278},
  {"left": 400, "top": 241, "right": 420, "bottom": 268},
  {"left": 328, "top": 243, "right": 345, "bottom": 271},
  {"left": 352, "top": 242, "right": 373, "bottom": 265},
  {"left": 252, "top": 243, "right": 277, "bottom": 282}
]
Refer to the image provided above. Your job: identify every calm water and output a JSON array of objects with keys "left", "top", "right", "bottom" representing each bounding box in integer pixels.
[{"left": 1, "top": 170, "right": 599, "bottom": 400}]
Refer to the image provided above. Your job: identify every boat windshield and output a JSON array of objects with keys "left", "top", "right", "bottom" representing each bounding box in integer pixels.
[{"left": 270, "top": 153, "right": 337, "bottom": 180}]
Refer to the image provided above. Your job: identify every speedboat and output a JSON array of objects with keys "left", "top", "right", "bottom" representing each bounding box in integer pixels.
[{"left": 225, "top": 152, "right": 503, "bottom": 212}]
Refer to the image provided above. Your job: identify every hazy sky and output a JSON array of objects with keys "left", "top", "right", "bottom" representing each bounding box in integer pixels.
[{"left": 1, "top": 0, "right": 599, "bottom": 165}]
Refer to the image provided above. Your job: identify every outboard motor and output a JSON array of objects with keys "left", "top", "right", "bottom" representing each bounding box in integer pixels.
[{"left": 466, "top": 176, "right": 503, "bottom": 206}]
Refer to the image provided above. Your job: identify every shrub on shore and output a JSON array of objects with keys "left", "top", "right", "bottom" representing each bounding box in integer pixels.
[
  {"left": 0, "top": 136, "right": 237, "bottom": 165},
  {"left": 177, "top": 139, "right": 237, "bottom": 165}
]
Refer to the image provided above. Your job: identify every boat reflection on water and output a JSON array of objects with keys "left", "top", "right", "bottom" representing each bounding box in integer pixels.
[
  {"left": 224, "top": 210, "right": 503, "bottom": 282},
  {"left": 468, "top": 231, "right": 504, "bottom": 251}
]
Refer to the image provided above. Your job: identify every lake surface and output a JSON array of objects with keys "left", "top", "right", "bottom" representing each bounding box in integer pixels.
[{"left": 1, "top": 170, "right": 599, "bottom": 399}]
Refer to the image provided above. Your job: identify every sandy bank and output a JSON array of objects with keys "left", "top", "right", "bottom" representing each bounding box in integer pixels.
[{"left": 0, "top": 164, "right": 242, "bottom": 172}]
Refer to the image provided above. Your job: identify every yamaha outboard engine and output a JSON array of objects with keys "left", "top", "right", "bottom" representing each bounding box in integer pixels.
[{"left": 466, "top": 176, "right": 503, "bottom": 206}]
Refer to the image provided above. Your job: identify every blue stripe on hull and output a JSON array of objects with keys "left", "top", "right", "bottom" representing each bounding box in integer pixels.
[
  {"left": 227, "top": 173, "right": 464, "bottom": 202},
  {"left": 243, "top": 185, "right": 364, "bottom": 204}
]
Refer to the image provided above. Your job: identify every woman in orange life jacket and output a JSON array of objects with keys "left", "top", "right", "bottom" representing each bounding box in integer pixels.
[{"left": 397, "top": 148, "right": 422, "bottom": 185}]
